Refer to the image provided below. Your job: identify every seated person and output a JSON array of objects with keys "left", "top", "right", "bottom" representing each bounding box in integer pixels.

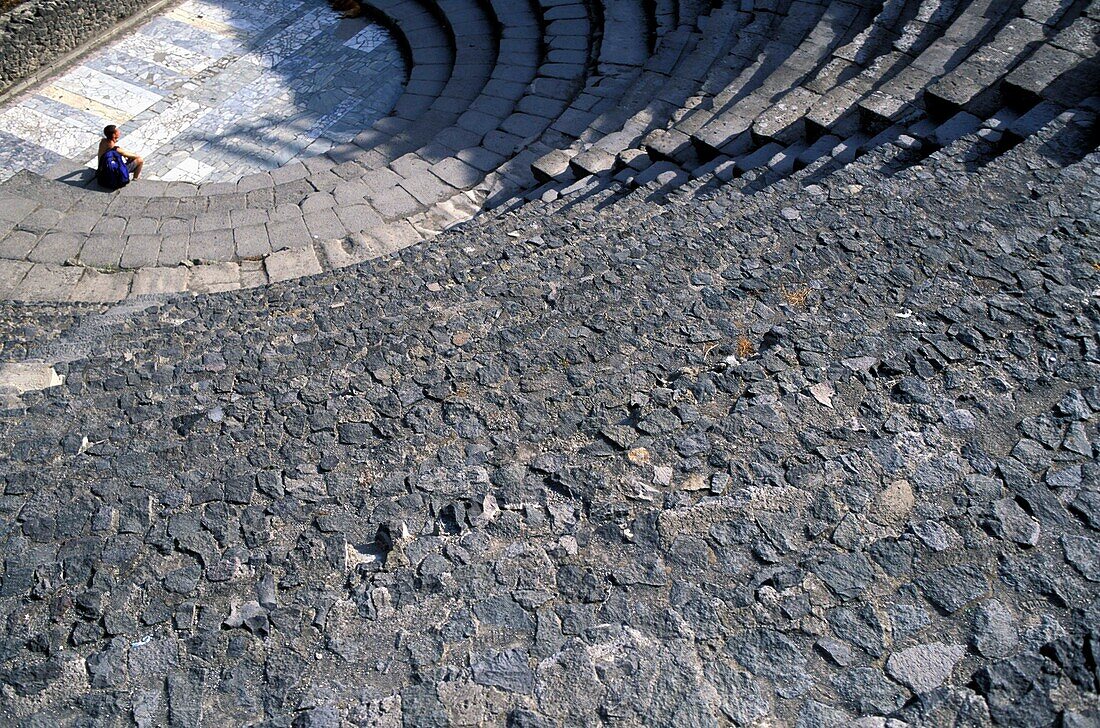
[{"left": 98, "top": 125, "right": 143, "bottom": 179}]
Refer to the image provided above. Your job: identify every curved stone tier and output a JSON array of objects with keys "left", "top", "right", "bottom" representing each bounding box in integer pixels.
[{"left": 0, "top": 0, "right": 1096, "bottom": 302}]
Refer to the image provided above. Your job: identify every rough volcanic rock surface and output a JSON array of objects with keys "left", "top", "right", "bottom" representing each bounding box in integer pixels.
[{"left": 0, "top": 113, "right": 1097, "bottom": 726}]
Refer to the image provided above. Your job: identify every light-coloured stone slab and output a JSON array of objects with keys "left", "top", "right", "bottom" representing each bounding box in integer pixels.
[
  {"left": 0, "top": 362, "right": 65, "bottom": 394},
  {"left": 0, "top": 259, "right": 33, "bottom": 296},
  {"left": 264, "top": 246, "right": 323, "bottom": 283},
  {"left": 131, "top": 265, "right": 188, "bottom": 295},
  {"left": 187, "top": 262, "right": 240, "bottom": 293},
  {"left": 12, "top": 264, "right": 81, "bottom": 301},
  {"left": 71, "top": 268, "right": 133, "bottom": 302}
]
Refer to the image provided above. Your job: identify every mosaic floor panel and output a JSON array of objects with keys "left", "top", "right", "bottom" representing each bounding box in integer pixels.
[{"left": 0, "top": 0, "right": 405, "bottom": 183}]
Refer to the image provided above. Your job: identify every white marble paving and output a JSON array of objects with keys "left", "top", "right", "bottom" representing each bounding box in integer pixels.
[
  {"left": 53, "top": 67, "right": 165, "bottom": 115},
  {"left": 0, "top": 105, "right": 101, "bottom": 158},
  {"left": 93, "top": 98, "right": 209, "bottom": 161},
  {"left": 344, "top": 23, "right": 388, "bottom": 53},
  {"left": 0, "top": 0, "right": 405, "bottom": 183},
  {"left": 244, "top": 6, "right": 343, "bottom": 69},
  {"left": 112, "top": 34, "right": 219, "bottom": 76},
  {"left": 161, "top": 156, "right": 218, "bottom": 182}
]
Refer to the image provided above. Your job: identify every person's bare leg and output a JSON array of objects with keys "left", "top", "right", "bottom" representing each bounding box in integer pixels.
[{"left": 132, "top": 156, "right": 143, "bottom": 179}]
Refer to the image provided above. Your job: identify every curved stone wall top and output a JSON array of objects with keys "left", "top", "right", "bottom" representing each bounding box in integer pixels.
[{"left": 0, "top": 0, "right": 1096, "bottom": 303}]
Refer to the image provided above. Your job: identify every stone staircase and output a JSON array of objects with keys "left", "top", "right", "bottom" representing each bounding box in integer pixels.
[{"left": 0, "top": 0, "right": 1096, "bottom": 303}]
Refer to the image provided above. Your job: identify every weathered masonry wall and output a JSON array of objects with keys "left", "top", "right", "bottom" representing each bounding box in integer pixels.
[{"left": 0, "top": 0, "right": 162, "bottom": 95}]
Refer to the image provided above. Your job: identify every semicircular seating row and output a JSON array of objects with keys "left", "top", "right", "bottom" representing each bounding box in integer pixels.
[{"left": 0, "top": 0, "right": 1096, "bottom": 302}]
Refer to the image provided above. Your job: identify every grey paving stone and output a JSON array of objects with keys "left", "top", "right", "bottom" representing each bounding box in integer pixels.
[
  {"left": 331, "top": 161, "right": 369, "bottom": 181},
  {"left": 1004, "top": 43, "right": 1085, "bottom": 104},
  {"left": 0, "top": 259, "right": 32, "bottom": 296},
  {"left": 158, "top": 234, "right": 190, "bottom": 267},
  {"left": 430, "top": 157, "right": 482, "bottom": 188},
  {"left": 11, "top": 263, "right": 81, "bottom": 301},
  {"left": 332, "top": 181, "right": 372, "bottom": 206},
  {"left": 0, "top": 197, "right": 38, "bottom": 224},
  {"left": 361, "top": 167, "right": 405, "bottom": 192},
  {"left": 366, "top": 184, "right": 421, "bottom": 219},
  {"left": 269, "top": 204, "right": 305, "bottom": 222},
  {"left": 308, "top": 169, "right": 342, "bottom": 193},
  {"left": 124, "top": 217, "right": 160, "bottom": 237},
  {"left": 27, "top": 232, "right": 82, "bottom": 264},
  {"left": 55, "top": 208, "right": 104, "bottom": 235},
  {"left": 143, "top": 197, "right": 180, "bottom": 218},
  {"left": 361, "top": 218, "right": 422, "bottom": 250},
  {"left": 570, "top": 148, "right": 617, "bottom": 176},
  {"left": 270, "top": 161, "right": 310, "bottom": 185},
  {"left": 206, "top": 193, "right": 249, "bottom": 213},
  {"left": 194, "top": 211, "right": 233, "bottom": 234},
  {"left": 532, "top": 149, "right": 575, "bottom": 182},
  {"left": 186, "top": 262, "right": 239, "bottom": 294},
  {"left": 334, "top": 203, "right": 384, "bottom": 233},
  {"left": 230, "top": 208, "right": 270, "bottom": 228},
  {"left": 266, "top": 217, "right": 310, "bottom": 252},
  {"left": 77, "top": 234, "right": 125, "bottom": 269},
  {"left": 237, "top": 259, "right": 268, "bottom": 289},
  {"left": 303, "top": 208, "right": 348, "bottom": 241},
  {"left": 0, "top": 230, "right": 39, "bottom": 260},
  {"left": 300, "top": 191, "right": 337, "bottom": 213},
  {"left": 390, "top": 153, "right": 432, "bottom": 179},
  {"left": 118, "top": 180, "right": 170, "bottom": 198},
  {"left": 234, "top": 225, "right": 272, "bottom": 259},
  {"left": 399, "top": 171, "right": 455, "bottom": 207},
  {"left": 189, "top": 229, "right": 235, "bottom": 261},
  {"left": 318, "top": 236, "right": 371, "bottom": 269},
  {"left": 160, "top": 218, "right": 191, "bottom": 237},
  {"left": 246, "top": 188, "right": 273, "bottom": 211},
  {"left": 18, "top": 207, "right": 64, "bottom": 234},
  {"left": 237, "top": 173, "right": 274, "bottom": 193},
  {"left": 119, "top": 235, "right": 161, "bottom": 269},
  {"left": 92, "top": 216, "right": 127, "bottom": 236}
]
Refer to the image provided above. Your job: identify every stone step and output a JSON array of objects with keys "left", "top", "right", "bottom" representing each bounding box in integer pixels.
[
  {"left": 1001, "top": 13, "right": 1100, "bottom": 109},
  {"left": 857, "top": 0, "right": 1023, "bottom": 129}
]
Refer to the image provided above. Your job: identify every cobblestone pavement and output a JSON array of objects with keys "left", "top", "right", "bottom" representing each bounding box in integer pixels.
[
  {"left": 0, "top": 0, "right": 404, "bottom": 184},
  {"left": 0, "top": 100, "right": 1096, "bottom": 725}
]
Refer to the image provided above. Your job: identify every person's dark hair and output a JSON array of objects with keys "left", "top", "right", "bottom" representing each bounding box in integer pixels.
[{"left": 103, "top": 125, "right": 117, "bottom": 138}]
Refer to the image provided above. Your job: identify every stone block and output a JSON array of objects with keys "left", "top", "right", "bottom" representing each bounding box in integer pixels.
[
  {"left": 234, "top": 225, "right": 272, "bottom": 259},
  {"left": 187, "top": 262, "right": 240, "bottom": 294},
  {"left": 28, "top": 232, "right": 82, "bottom": 264},
  {"left": 264, "top": 246, "right": 323, "bottom": 283},
  {"left": 131, "top": 266, "right": 188, "bottom": 296},
  {"left": 120, "top": 235, "right": 161, "bottom": 269},
  {"left": 12, "top": 263, "right": 81, "bottom": 301},
  {"left": 71, "top": 269, "right": 132, "bottom": 302}
]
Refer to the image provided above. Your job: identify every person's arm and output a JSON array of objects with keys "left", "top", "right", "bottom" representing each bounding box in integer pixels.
[{"left": 115, "top": 146, "right": 139, "bottom": 161}]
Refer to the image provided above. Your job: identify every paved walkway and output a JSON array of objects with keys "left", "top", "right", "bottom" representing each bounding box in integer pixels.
[{"left": 0, "top": 0, "right": 404, "bottom": 184}]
